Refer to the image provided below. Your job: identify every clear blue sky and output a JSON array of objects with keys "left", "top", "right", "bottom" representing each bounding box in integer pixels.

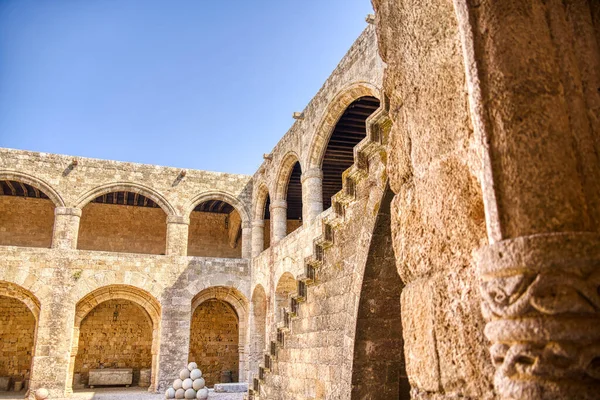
[{"left": 0, "top": 0, "right": 374, "bottom": 175}]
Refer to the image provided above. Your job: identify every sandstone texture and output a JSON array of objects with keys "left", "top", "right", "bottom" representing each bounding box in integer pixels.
[{"left": 1, "top": 3, "right": 599, "bottom": 400}]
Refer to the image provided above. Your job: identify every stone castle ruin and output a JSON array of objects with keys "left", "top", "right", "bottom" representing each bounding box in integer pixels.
[{"left": 1, "top": 1, "right": 599, "bottom": 399}]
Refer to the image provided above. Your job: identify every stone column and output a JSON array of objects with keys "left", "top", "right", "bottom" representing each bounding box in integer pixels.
[
  {"left": 156, "top": 288, "right": 192, "bottom": 392},
  {"left": 166, "top": 215, "right": 189, "bottom": 256},
  {"left": 251, "top": 221, "right": 265, "bottom": 257},
  {"left": 51, "top": 207, "right": 81, "bottom": 249},
  {"left": 301, "top": 168, "right": 323, "bottom": 223},
  {"left": 452, "top": 0, "right": 600, "bottom": 398},
  {"left": 270, "top": 200, "right": 287, "bottom": 244},
  {"left": 241, "top": 221, "right": 252, "bottom": 259},
  {"left": 28, "top": 291, "right": 76, "bottom": 399}
]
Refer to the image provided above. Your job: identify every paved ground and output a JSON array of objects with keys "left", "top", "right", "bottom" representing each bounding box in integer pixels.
[{"left": 0, "top": 388, "right": 245, "bottom": 399}]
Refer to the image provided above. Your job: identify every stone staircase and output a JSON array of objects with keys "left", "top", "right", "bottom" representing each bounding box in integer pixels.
[{"left": 247, "top": 96, "right": 391, "bottom": 400}]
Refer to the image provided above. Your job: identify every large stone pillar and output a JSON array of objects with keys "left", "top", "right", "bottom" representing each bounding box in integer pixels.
[
  {"left": 270, "top": 200, "right": 287, "bottom": 245},
  {"left": 156, "top": 288, "right": 192, "bottom": 392},
  {"left": 241, "top": 221, "right": 252, "bottom": 259},
  {"left": 452, "top": 0, "right": 600, "bottom": 398},
  {"left": 28, "top": 290, "right": 76, "bottom": 399},
  {"left": 166, "top": 215, "right": 189, "bottom": 256},
  {"left": 51, "top": 207, "right": 81, "bottom": 249},
  {"left": 301, "top": 168, "right": 323, "bottom": 223},
  {"left": 372, "top": 0, "right": 494, "bottom": 397},
  {"left": 251, "top": 221, "right": 265, "bottom": 257}
]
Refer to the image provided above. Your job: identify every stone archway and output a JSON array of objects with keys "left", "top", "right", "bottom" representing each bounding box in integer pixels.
[
  {"left": 189, "top": 286, "right": 249, "bottom": 386},
  {"left": 185, "top": 191, "right": 251, "bottom": 258},
  {"left": 75, "top": 183, "right": 173, "bottom": 255},
  {"left": 274, "top": 272, "right": 296, "bottom": 325},
  {"left": 0, "top": 282, "right": 40, "bottom": 392},
  {"left": 68, "top": 285, "right": 161, "bottom": 393},
  {"left": 0, "top": 172, "right": 60, "bottom": 248},
  {"left": 350, "top": 188, "right": 409, "bottom": 399},
  {"left": 273, "top": 152, "right": 303, "bottom": 238},
  {"left": 252, "top": 183, "right": 272, "bottom": 255}
]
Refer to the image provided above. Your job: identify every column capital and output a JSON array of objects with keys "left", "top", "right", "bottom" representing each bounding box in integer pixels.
[
  {"left": 167, "top": 215, "right": 190, "bottom": 225},
  {"left": 476, "top": 232, "right": 600, "bottom": 399},
  {"left": 270, "top": 199, "right": 287, "bottom": 210},
  {"left": 301, "top": 168, "right": 323, "bottom": 183},
  {"left": 55, "top": 207, "right": 82, "bottom": 217}
]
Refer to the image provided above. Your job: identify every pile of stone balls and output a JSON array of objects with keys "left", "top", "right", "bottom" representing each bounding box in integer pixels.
[{"left": 165, "top": 362, "right": 208, "bottom": 399}]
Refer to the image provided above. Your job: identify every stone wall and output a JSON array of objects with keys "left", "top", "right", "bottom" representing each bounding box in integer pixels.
[
  {"left": 0, "top": 296, "right": 36, "bottom": 384},
  {"left": 189, "top": 299, "right": 239, "bottom": 386},
  {"left": 188, "top": 211, "right": 242, "bottom": 258},
  {"left": 0, "top": 245, "right": 250, "bottom": 399},
  {"left": 372, "top": 0, "right": 493, "bottom": 397},
  {"left": 350, "top": 189, "right": 409, "bottom": 400},
  {"left": 74, "top": 299, "right": 153, "bottom": 386},
  {"left": 0, "top": 196, "right": 54, "bottom": 248},
  {"left": 78, "top": 203, "right": 167, "bottom": 255}
]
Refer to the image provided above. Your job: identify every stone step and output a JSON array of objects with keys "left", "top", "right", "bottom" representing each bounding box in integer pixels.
[{"left": 214, "top": 382, "right": 248, "bottom": 393}]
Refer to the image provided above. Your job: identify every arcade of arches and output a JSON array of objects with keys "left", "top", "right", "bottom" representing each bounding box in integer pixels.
[{"left": 1, "top": 3, "right": 599, "bottom": 399}]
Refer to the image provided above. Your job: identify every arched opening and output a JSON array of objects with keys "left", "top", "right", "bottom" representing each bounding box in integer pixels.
[
  {"left": 77, "top": 190, "right": 167, "bottom": 254},
  {"left": 189, "top": 299, "right": 239, "bottom": 386},
  {"left": 259, "top": 192, "right": 271, "bottom": 251},
  {"left": 70, "top": 285, "right": 161, "bottom": 392},
  {"left": 321, "top": 96, "right": 380, "bottom": 209},
  {"left": 351, "top": 188, "right": 410, "bottom": 399},
  {"left": 284, "top": 162, "right": 303, "bottom": 235},
  {"left": 0, "top": 282, "right": 39, "bottom": 393},
  {"left": 188, "top": 200, "right": 242, "bottom": 258},
  {"left": 74, "top": 300, "right": 153, "bottom": 388},
  {"left": 274, "top": 273, "right": 296, "bottom": 324},
  {"left": 0, "top": 180, "right": 55, "bottom": 248},
  {"left": 249, "top": 285, "right": 267, "bottom": 380}
]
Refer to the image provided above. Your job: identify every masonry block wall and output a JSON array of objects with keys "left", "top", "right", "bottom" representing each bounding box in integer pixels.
[
  {"left": 189, "top": 299, "right": 239, "bottom": 386},
  {"left": 74, "top": 299, "right": 153, "bottom": 386},
  {"left": 0, "top": 296, "right": 36, "bottom": 385},
  {"left": 78, "top": 204, "right": 167, "bottom": 255},
  {"left": 188, "top": 211, "right": 242, "bottom": 258},
  {"left": 0, "top": 196, "right": 54, "bottom": 248},
  {"left": 4, "top": 6, "right": 592, "bottom": 398}
]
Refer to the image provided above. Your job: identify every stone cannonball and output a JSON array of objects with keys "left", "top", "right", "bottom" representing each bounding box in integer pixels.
[
  {"left": 192, "top": 377, "right": 205, "bottom": 390},
  {"left": 196, "top": 387, "right": 208, "bottom": 400},
  {"left": 187, "top": 362, "right": 198, "bottom": 371},
  {"left": 190, "top": 368, "right": 202, "bottom": 380},
  {"left": 184, "top": 388, "right": 197, "bottom": 399},
  {"left": 182, "top": 378, "right": 193, "bottom": 390},
  {"left": 175, "top": 388, "right": 185, "bottom": 399},
  {"left": 165, "top": 387, "right": 176, "bottom": 399},
  {"left": 180, "top": 368, "right": 191, "bottom": 380},
  {"left": 35, "top": 388, "right": 49, "bottom": 400},
  {"left": 173, "top": 379, "right": 183, "bottom": 390}
]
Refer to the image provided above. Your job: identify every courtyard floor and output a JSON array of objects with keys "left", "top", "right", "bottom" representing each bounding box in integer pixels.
[{"left": 0, "top": 388, "right": 245, "bottom": 400}]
